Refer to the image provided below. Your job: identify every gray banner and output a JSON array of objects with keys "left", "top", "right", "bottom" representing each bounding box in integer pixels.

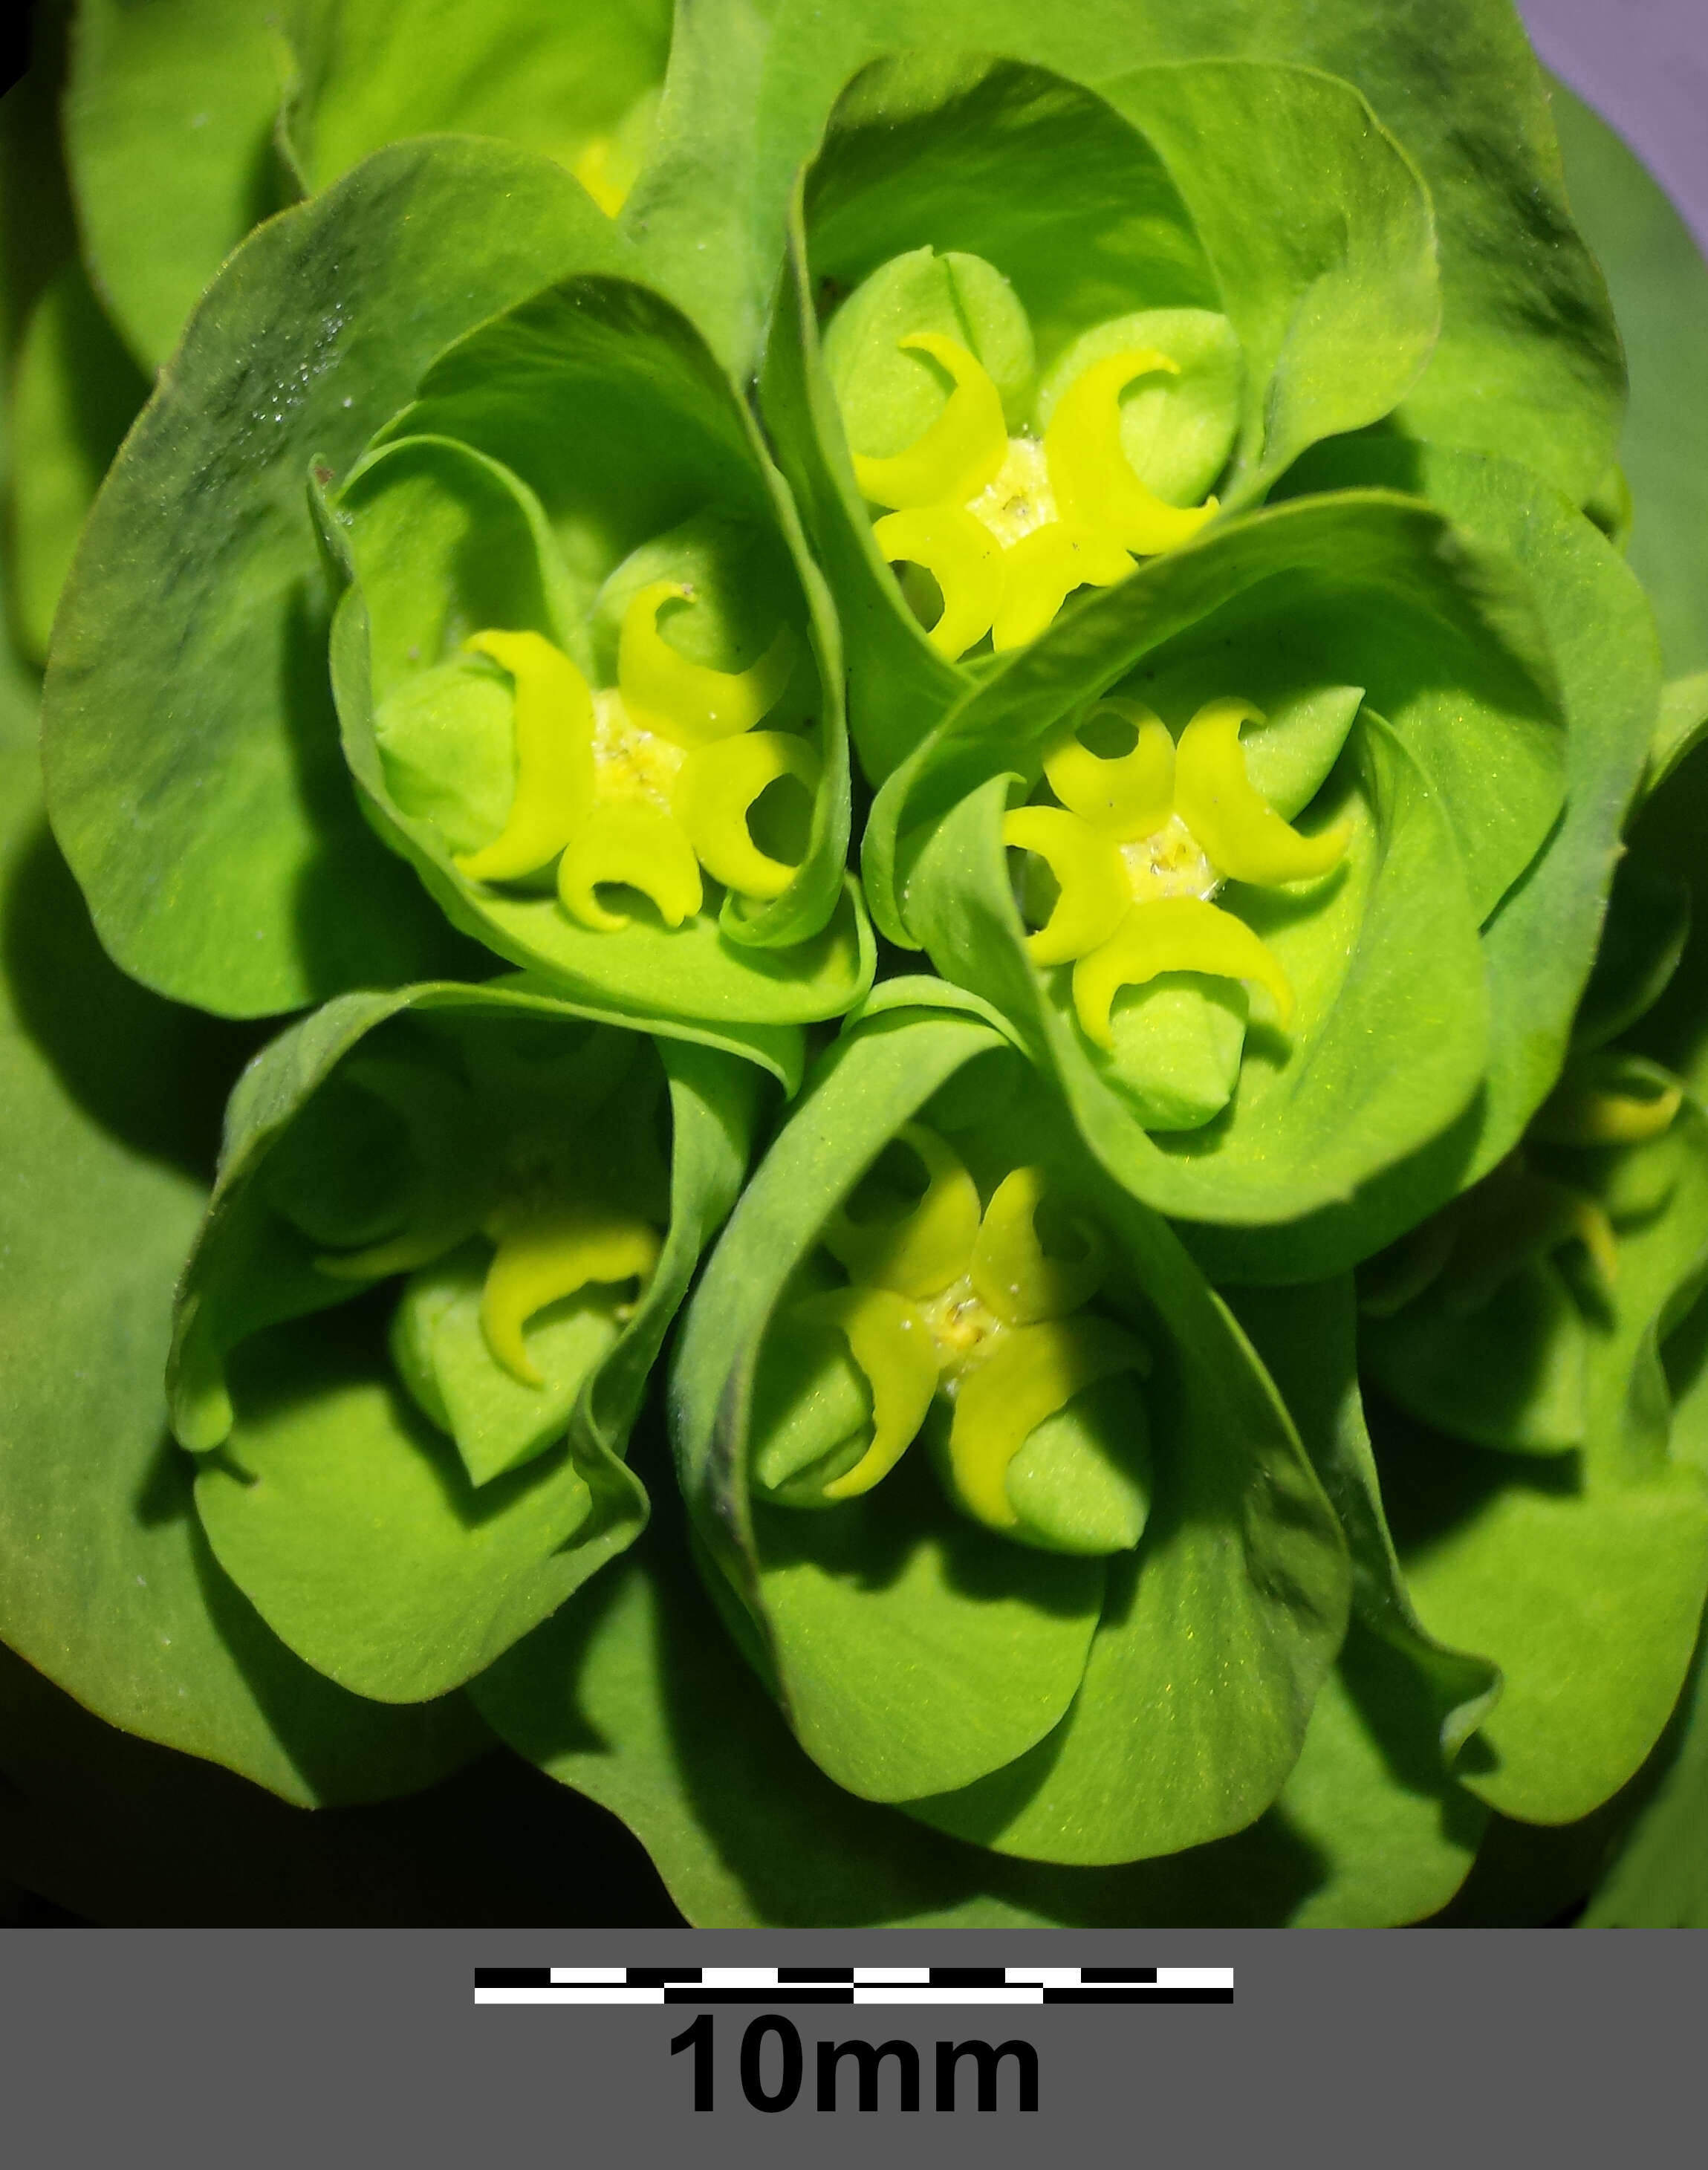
[{"left": 0, "top": 1926, "right": 1700, "bottom": 2165}]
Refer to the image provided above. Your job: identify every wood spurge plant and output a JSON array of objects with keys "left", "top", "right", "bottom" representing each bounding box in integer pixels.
[{"left": 3, "top": 0, "right": 1707, "bottom": 1929}]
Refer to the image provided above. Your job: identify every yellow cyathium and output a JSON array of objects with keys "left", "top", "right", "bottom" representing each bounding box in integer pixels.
[
  {"left": 774, "top": 1128, "right": 1147, "bottom": 1538},
  {"left": 855, "top": 336, "right": 1218, "bottom": 659},
  {"left": 449, "top": 580, "right": 811, "bottom": 930},
  {"left": 1004, "top": 696, "right": 1351, "bottom": 1056}
]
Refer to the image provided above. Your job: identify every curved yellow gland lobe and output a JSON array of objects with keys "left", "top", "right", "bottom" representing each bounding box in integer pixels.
[
  {"left": 1045, "top": 350, "right": 1219, "bottom": 555},
  {"left": 454, "top": 631, "right": 594, "bottom": 884},
  {"left": 970, "top": 1166, "right": 1108, "bottom": 1325},
  {"left": 1003, "top": 805, "right": 1128, "bottom": 967},
  {"left": 315, "top": 1059, "right": 481, "bottom": 1281},
  {"left": 851, "top": 334, "right": 1008, "bottom": 511},
  {"left": 1565, "top": 1196, "right": 1620, "bottom": 1289},
  {"left": 789, "top": 1286, "right": 941, "bottom": 1501},
  {"left": 991, "top": 522, "right": 1133, "bottom": 652},
  {"left": 478, "top": 1198, "right": 661, "bottom": 1387},
  {"left": 1532, "top": 1072, "right": 1684, "bottom": 1147},
  {"left": 822, "top": 1123, "right": 981, "bottom": 1300},
  {"left": 1043, "top": 703, "right": 1175, "bottom": 839},
  {"left": 618, "top": 581, "right": 796, "bottom": 748},
  {"left": 872, "top": 505, "right": 1001, "bottom": 659},
  {"left": 557, "top": 799, "right": 704, "bottom": 932},
  {"left": 1174, "top": 699, "right": 1352, "bottom": 885},
  {"left": 675, "top": 730, "right": 822, "bottom": 901},
  {"left": 1074, "top": 897, "right": 1295, "bottom": 1050},
  {"left": 947, "top": 1313, "right": 1147, "bottom": 1532},
  {"left": 571, "top": 136, "right": 629, "bottom": 218}
]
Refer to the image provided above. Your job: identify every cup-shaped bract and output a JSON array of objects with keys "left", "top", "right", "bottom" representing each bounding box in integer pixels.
[
  {"left": 762, "top": 50, "right": 1440, "bottom": 782},
  {"left": 670, "top": 984, "right": 1351, "bottom": 1865},
  {"left": 166, "top": 981, "right": 783, "bottom": 1703},
  {"left": 865, "top": 484, "right": 1592, "bottom": 1244},
  {"left": 42, "top": 137, "right": 868, "bottom": 1027},
  {"left": 321, "top": 274, "right": 872, "bottom": 1028}
]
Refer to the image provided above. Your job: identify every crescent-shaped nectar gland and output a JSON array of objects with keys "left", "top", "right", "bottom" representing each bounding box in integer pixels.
[
  {"left": 1173, "top": 698, "right": 1353, "bottom": 885},
  {"left": 788, "top": 1286, "right": 943, "bottom": 1501},
  {"left": 674, "top": 730, "right": 823, "bottom": 901},
  {"left": 618, "top": 580, "right": 797, "bottom": 747},
  {"left": 556, "top": 798, "right": 704, "bottom": 932},
  {"left": 1003, "top": 805, "right": 1130, "bottom": 967},
  {"left": 871, "top": 504, "right": 1002, "bottom": 659},
  {"left": 454, "top": 630, "right": 596, "bottom": 883},
  {"left": 478, "top": 1197, "right": 662, "bottom": 1388},
  {"left": 1043, "top": 701, "right": 1175, "bottom": 839},
  {"left": 822, "top": 1123, "right": 983, "bottom": 1300},
  {"left": 851, "top": 334, "right": 1009, "bottom": 511},
  {"left": 1045, "top": 349, "right": 1219, "bottom": 555},
  {"left": 1072, "top": 896, "right": 1296, "bottom": 1050}
]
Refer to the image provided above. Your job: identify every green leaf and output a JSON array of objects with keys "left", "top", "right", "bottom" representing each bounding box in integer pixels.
[
  {"left": 877, "top": 487, "right": 1562, "bottom": 1232},
  {"left": 1548, "top": 77, "right": 1708, "bottom": 676},
  {"left": 287, "top": 0, "right": 672, "bottom": 198},
  {"left": 744, "top": 0, "right": 1620, "bottom": 500},
  {"left": 762, "top": 53, "right": 1438, "bottom": 781},
  {"left": 8, "top": 260, "right": 146, "bottom": 661},
  {"left": 1233, "top": 1279, "right": 1500, "bottom": 1763},
  {"left": 1380, "top": 1102, "right": 1708, "bottom": 1825},
  {"left": 319, "top": 278, "right": 869, "bottom": 1025},
  {"left": 0, "top": 662, "right": 482, "bottom": 1806},
  {"left": 42, "top": 138, "right": 635, "bottom": 1019},
  {"left": 480, "top": 1472, "right": 1465, "bottom": 1925},
  {"left": 174, "top": 982, "right": 773, "bottom": 1701},
  {"left": 1198, "top": 442, "right": 1660, "bottom": 1280},
  {"left": 1095, "top": 59, "right": 1438, "bottom": 501},
  {"left": 65, "top": 0, "right": 299, "bottom": 371},
  {"left": 672, "top": 993, "right": 1347, "bottom": 1861}
]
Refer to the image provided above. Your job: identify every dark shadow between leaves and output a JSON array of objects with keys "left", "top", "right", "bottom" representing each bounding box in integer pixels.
[
  {"left": 1368, "top": 1388, "right": 1585, "bottom": 1559},
  {"left": 3, "top": 814, "right": 262, "bottom": 1183},
  {"left": 0, "top": 1633, "right": 677, "bottom": 1926}
]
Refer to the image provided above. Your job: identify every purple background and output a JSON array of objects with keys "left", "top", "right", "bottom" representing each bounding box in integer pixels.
[{"left": 1519, "top": 0, "right": 1708, "bottom": 247}]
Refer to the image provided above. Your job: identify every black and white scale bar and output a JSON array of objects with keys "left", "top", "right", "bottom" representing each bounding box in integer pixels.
[{"left": 474, "top": 1965, "right": 1233, "bottom": 2007}]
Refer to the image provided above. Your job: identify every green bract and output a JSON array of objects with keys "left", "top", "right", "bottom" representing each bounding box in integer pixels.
[
  {"left": 762, "top": 50, "right": 1439, "bottom": 780},
  {"left": 863, "top": 487, "right": 1579, "bottom": 1241},
  {"left": 166, "top": 983, "right": 780, "bottom": 1701},
  {"left": 5, "top": 0, "right": 1708, "bottom": 1935},
  {"left": 671, "top": 984, "right": 1351, "bottom": 1862},
  {"left": 42, "top": 137, "right": 868, "bottom": 1026}
]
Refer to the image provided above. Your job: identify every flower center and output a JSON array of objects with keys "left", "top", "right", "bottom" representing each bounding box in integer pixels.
[
  {"left": 1120, "top": 813, "right": 1220, "bottom": 905},
  {"left": 966, "top": 436, "right": 1057, "bottom": 548}
]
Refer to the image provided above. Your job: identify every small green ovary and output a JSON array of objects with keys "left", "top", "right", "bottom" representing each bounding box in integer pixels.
[{"left": 750, "top": 1126, "right": 1151, "bottom": 1555}]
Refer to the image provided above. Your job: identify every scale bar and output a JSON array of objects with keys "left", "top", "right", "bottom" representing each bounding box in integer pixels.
[{"left": 475, "top": 1965, "right": 1233, "bottom": 2008}]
